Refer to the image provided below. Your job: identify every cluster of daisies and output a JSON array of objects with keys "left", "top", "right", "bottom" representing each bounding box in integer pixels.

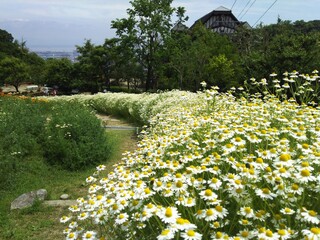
[
  {"left": 60, "top": 82, "right": 319, "bottom": 239},
  {"left": 243, "top": 70, "right": 320, "bottom": 105}
]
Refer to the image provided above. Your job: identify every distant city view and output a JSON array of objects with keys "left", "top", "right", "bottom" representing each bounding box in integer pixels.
[
  {"left": 33, "top": 50, "right": 80, "bottom": 62},
  {"left": 29, "top": 45, "right": 80, "bottom": 62}
]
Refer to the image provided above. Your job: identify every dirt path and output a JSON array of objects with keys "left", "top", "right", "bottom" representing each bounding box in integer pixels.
[{"left": 95, "top": 114, "right": 135, "bottom": 127}]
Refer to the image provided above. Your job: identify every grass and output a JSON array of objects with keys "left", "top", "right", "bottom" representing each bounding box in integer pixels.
[{"left": 0, "top": 128, "right": 137, "bottom": 240}]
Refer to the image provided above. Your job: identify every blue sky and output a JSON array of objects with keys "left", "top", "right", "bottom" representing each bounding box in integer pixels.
[{"left": 0, "top": 0, "right": 319, "bottom": 51}]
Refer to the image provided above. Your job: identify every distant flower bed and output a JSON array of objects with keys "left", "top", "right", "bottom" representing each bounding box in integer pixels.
[{"left": 60, "top": 72, "right": 320, "bottom": 239}]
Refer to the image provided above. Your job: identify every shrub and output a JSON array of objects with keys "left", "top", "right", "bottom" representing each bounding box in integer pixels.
[
  {"left": 0, "top": 96, "right": 49, "bottom": 190},
  {"left": 41, "top": 102, "right": 111, "bottom": 170}
]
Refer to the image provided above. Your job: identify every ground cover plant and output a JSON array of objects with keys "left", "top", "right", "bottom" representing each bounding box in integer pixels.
[{"left": 58, "top": 71, "right": 320, "bottom": 239}]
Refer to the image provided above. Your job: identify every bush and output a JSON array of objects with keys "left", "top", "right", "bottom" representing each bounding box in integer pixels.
[
  {"left": 41, "top": 102, "right": 111, "bottom": 170},
  {"left": 0, "top": 96, "right": 49, "bottom": 190}
]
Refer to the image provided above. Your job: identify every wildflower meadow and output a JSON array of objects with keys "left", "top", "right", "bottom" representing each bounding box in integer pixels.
[{"left": 59, "top": 71, "right": 320, "bottom": 240}]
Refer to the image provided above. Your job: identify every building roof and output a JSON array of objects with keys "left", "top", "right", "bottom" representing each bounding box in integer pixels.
[{"left": 195, "top": 6, "right": 238, "bottom": 26}]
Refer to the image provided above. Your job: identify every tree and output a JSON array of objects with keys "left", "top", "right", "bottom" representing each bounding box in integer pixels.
[
  {"left": 76, "top": 40, "right": 114, "bottom": 93},
  {"left": 111, "top": 0, "right": 185, "bottom": 91},
  {"left": 42, "top": 58, "right": 74, "bottom": 92},
  {"left": 232, "top": 20, "right": 320, "bottom": 80},
  {"left": 159, "top": 25, "right": 191, "bottom": 90},
  {"left": 0, "top": 56, "right": 30, "bottom": 92},
  {"left": 166, "top": 23, "right": 241, "bottom": 91}
]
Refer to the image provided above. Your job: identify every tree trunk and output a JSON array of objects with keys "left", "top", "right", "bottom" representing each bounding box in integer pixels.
[{"left": 14, "top": 84, "right": 19, "bottom": 93}]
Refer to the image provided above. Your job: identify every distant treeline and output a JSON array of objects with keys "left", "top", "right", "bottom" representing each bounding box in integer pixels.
[{"left": 1, "top": 14, "right": 320, "bottom": 93}]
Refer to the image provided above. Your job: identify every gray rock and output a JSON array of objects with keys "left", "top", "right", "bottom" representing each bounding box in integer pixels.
[
  {"left": 11, "top": 189, "right": 47, "bottom": 210},
  {"left": 60, "top": 194, "right": 69, "bottom": 200}
]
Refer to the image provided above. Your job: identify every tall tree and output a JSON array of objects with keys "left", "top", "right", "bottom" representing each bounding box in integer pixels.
[
  {"left": 76, "top": 40, "right": 113, "bottom": 93},
  {"left": 0, "top": 56, "right": 30, "bottom": 92},
  {"left": 42, "top": 58, "right": 74, "bottom": 92},
  {"left": 111, "top": 0, "right": 185, "bottom": 91}
]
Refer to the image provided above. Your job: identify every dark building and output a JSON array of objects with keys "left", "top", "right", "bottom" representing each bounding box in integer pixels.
[{"left": 191, "top": 6, "right": 251, "bottom": 34}]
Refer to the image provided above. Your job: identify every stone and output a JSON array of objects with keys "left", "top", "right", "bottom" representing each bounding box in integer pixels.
[
  {"left": 10, "top": 189, "right": 47, "bottom": 210},
  {"left": 60, "top": 194, "right": 69, "bottom": 200}
]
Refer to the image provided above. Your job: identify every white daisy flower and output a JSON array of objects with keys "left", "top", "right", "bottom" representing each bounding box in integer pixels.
[
  {"left": 302, "top": 227, "right": 320, "bottom": 240},
  {"left": 115, "top": 212, "right": 129, "bottom": 225},
  {"left": 82, "top": 230, "right": 96, "bottom": 240},
  {"left": 199, "top": 189, "right": 218, "bottom": 201},
  {"left": 157, "top": 206, "right": 181, "bottom": 224},
  {"left": 181, "top": 229, "right": 202, "bottom": 240},
  {"left": 255, "top": 188, "right": 276, "bottom": 200},
  {"left": 157, "top": 228, "right": 175, "bottom": 240},
  {"left": 301, "top": 209, "right": 320, "bottom": 224}
]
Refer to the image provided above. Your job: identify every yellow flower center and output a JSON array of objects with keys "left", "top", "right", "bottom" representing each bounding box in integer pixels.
[
  {"left": 85, "top": 233, "right": 92, "bottom": 238},
  {"left": 301, "top": 169, "right": 310, "bottom": 177},
  {"left": 301, "top": 161, "right": 309, "bottom": 167},
  {"left": 119, "top": 214, "right": 125, "bottom": 219},
  {"left": 266, "top": 230, "right": 273, "bottom": 237},
  {"left": 144, "top": 188, "right": 151, "bottom": 194},
  {"left": 213, "top": 221, "right": 220, "bottom": 228},
  {"left": 278, "top": 229, "right": 286, "bottom": 236},
  {"left": 211, "top": 178, "right": 218, "bottom": 183},
  {"left": 311, "top": 228, "right": 320, "bottom": 234},
  {"left": 265, "top": 166, "right": 272, "bottom": 172},
  {"left": 256, "top": 158, "right": 264, "bottom": 163},
  {"left": 241, "top": 231, "right": 249, "bottom": 237},
  {"left": 292, "top": 183, "right": 299, "bottom": 190},
  {"left": 226, "top": 143, "right": 233, "bottom": 149},
  {"left": 96, "top": 195, "right": 103, "bottom": 200},
  {"left": 244, "top": 207, "right": 252, "bottom": 213},
  {"left": 215, "top": 205, "right": 223, "bottom": 212},
  {"left": 161, "top": 229, "right": 170, "bottom": 236},
  {"left": 176, "top": 218, "right": 184, "bottom": 225},
  {"left": 235, "top": 179, "right": 242, "bottom": 185},
  {"left": 236, "top": 188, "right": 243, "bottom": 194},
  {"left": 68, "top": 233, "right": 75, "bottom": 238},
  {"left": 187, "top": 230, "right": 195, "bottom": 237},
  {"left": 176, "top": 181, "right": 183, "bottom": 188},
  {"left": 206, "top": 209, "right": 214, "bottom": 216},
  {"left": 309, "top": 210, "right": 317, "bottom": 217},
  {"left": 284, "top": 208, "right": 292, "bottom": 213},
  {"left": 216, "top": 232, "right": 223, "bottom": 238},
  {"left": 165, "top": 207, "right": 173, "bottom": 217},
  {"left": 280, "top": 153, "right": 291, "bottom": 161},
  {"left": 242, "top": 219, "right": 249, "bottom": 225},
  {"left": 279, "top": 167, "right": 286, "bottom": 173},
  {"left": 205, "top": 189, "right": 213, "bottom": 196},
  {"left": 262, "top": 188, "right": 270, "bottom": 194}
]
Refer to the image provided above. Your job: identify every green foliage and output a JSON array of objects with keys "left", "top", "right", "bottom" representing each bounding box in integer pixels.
[
  {"left": 0, "top": 97, "right": 49, "bottom": 190},
  {"left": 0, "top": 56, "right": 30, "bottom": 92},
  {"left": 42, "top": 58, "right": 74, "bottom": 92},
  {"left": 0, "top": 96, "right": 113, "bottom": 191},
  {"left": 41, "top": 102, "right": 112, "bottom": 170},
  {"left": 161, "top": 23, "right": 242, "bottom": 91},
  {"left": 232, "top": 20, "right": 320, "bottom": 80},
  {"left": 112, "top": 0, "right": 185, "bottom": 91}
]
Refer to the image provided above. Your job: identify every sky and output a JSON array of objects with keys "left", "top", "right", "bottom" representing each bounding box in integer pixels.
[{"left": 0, "top": 0, "right": 319, "bottom": 51}]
